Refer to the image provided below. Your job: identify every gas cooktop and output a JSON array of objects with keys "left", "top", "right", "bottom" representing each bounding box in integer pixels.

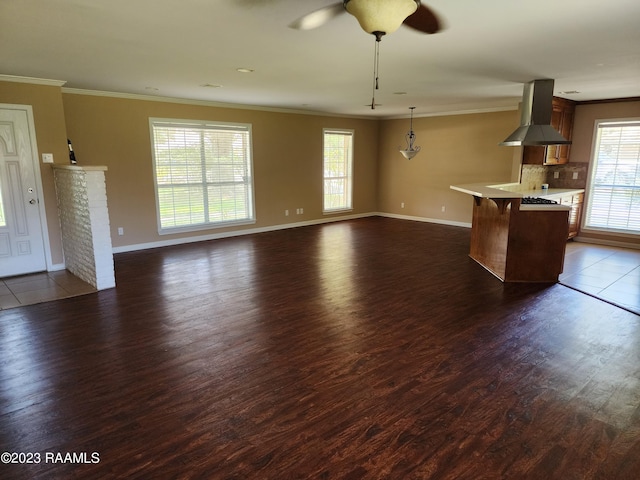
[{"left": 521, "top": 197, "right": 559, "bottom": 205}]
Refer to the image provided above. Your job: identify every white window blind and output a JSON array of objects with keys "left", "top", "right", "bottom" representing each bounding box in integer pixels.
[
  {"left": 585, "top": 120, "right": 640, "bottom": 234},
  {"left": 150, "top": 119, "right": 254, "bottom": 234},
  {"left": 323, "top": 129, "right": 354, "bottom": 212}
]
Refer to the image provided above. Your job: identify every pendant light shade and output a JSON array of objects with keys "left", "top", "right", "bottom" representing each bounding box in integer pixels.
[
  {"left": 399, "top": 107, "right": 421, "bottom": 159},
  {"left": 345, "top": 0, "right": 418, "bottom": 35}
]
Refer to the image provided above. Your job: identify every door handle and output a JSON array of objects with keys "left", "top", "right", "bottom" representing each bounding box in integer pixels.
[{"left": 29, "top": 199, "right": 36, "bottom": 204}]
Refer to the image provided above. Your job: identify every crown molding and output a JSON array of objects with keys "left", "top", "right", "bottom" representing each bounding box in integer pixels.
[
  {"left": 60, "top": 87, "right": 375, "bottom": 120},
  {"left": 0, "top": 74, "right": 66, "bottom": 87},
  {"left": 61, "top": 87, "right": 519, "bottom": 120},
  {"left": 385, "top": 105, "right": 518, "bottom": 120}
]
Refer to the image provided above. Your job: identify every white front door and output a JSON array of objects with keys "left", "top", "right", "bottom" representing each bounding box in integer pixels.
[{"left": 0, "top": 106, "right": 47, "bottom": 277}]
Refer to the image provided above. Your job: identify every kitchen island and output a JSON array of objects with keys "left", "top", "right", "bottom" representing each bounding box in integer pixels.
[{"left": 451, "top": 183, "right": 571, "bottom": 283}]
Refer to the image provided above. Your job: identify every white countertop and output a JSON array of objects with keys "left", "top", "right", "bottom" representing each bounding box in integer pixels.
[
  {"left": 51, "top": 164, "right": 108, "bottom": 172},
  {"left": 450, "top": 183, "right": 521, "bottom": 199},
  {"left": 450, "top": 182, "right": 583, "bottom": 211},
  {"left": 519, "top": 203, "right": 571, "bottom": 211},
  {"left": 522, "top": 187, "right": 585, "bottom": 198},
  {"left": 450, "top": 182, "right": 583, "bottom": 199}
]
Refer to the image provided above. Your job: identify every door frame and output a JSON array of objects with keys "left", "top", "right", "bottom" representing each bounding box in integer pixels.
[{"left": 1, "top": 103, "right": 54, "bottom": 273}]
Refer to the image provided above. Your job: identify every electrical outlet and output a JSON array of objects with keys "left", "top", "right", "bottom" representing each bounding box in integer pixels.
[
  {"left": 285, "top": 209, "right": 289, "bottom": 216},
  {"left": 554, "top": 171, "right": 560, "bottom": 179},
  {"left": 572, "top": 172, "right": 579, "bottom": 179},
  {"left": 401, "top": 202, "right": 405, "bottom": 208},
  {"left": 42, "top": 153, "right": 54, "bottom": 163},
  {"left": 117, "top": 227, "right": 124, "bottom": 236},
  {"left": 441, "top": 205, "right": 446, "bottom": 213}
]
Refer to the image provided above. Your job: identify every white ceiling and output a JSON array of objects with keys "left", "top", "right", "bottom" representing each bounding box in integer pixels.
[{"left": 2, "top": 0, "right": 639, "bottom": 118}]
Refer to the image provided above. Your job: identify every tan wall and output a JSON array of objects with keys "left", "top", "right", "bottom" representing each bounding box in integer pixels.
[
  {"left": 61, "top": 93, "right": 379, "bottom": 248},
  {"left": 571, "top": 99, "right": 640, "bottom": 247},
  {"left": 0, "top": 81, "right": 68, "bottom": 265},
  {"left": 571, "top": 99, "right": 640, "bottom": 163},
  {"left": 377, "top": 110, "right": 520, "bottom": 224},
  {"left": 8, "top": 78, "right": 634, "bottom": 263}
]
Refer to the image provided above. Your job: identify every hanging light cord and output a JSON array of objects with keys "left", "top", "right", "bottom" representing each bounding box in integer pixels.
[{"left": 371, "top": 32, "right": 384, "bottom": 110}]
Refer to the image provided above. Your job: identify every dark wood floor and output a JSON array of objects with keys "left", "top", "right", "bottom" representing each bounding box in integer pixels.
[{"left": 1, "top": 217, "right": 639, "bottom": 479}]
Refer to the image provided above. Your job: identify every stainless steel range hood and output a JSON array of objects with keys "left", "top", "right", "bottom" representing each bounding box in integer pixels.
[{"left": 500, "top": 79, "right": 571, "bottom": 147}]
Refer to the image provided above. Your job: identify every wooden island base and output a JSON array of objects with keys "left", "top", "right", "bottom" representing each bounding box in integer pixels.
[{"left": 469, "top": 196, "right": 569, "bottom": 282}]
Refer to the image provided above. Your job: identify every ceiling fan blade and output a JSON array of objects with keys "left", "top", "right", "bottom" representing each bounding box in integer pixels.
[
  {"left": 289, "top": 2, "right": 345, "bottom": 30},
  {"left": 403, "top": 4, "right": 442, "bottom": 34}
]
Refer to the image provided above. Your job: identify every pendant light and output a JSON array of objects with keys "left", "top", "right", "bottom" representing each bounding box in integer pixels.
[{"left": 399, "top": 107, "right": 421, "bottom": 159}]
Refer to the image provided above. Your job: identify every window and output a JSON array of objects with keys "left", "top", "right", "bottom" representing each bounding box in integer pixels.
[
  {"left": 585, "top": 120, "right": 640, "bottom": 234},
  {"left": 323, "top": 129, "right": 354, "bottom": 213},
  {"left": 150, "top": 119, "right": 254, "bottom": 234}
]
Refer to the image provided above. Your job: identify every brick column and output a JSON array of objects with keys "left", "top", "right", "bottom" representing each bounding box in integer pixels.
[{"left": 52, "top": 165, "right": 115, "bottom": 290}]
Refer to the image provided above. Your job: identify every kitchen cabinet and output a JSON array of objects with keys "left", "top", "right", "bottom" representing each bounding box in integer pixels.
[
  {"left": 522, "top": 97, "right": 576, "bottom": 165},
  {"left": 468, "top": 197, "right": 569, "bottom": 282},
  {"left": 540, "top": 190, "right": 584, "bottom": 239},
  {"left": 553, "top": 191, "right": 584, "bottom": 239},
  {"left": 450, "top": 183, "right": 570, "bottom": 283}
]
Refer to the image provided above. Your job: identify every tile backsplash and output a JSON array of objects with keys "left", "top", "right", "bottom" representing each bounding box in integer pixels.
[
  {"left": 520, "top": 165, "right": 546, "bottom": 190},
  {"left": 521, "top": 164, "right": 588, "bottom": 190}
]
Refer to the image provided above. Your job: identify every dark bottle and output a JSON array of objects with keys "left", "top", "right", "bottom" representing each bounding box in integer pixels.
[{"left": 68, "top": 139, "right": 77, "bottom": 164}]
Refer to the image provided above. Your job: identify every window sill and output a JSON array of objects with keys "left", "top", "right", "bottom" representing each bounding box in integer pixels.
[
  {"left": 580, "top": 226, "right": 640, "bottom": 238},
  {"left": 323, "top": 208, "right": 353, "bottom": 215},
  {"left": 158, "top": 218, "right": 256, "bottom": 236}
]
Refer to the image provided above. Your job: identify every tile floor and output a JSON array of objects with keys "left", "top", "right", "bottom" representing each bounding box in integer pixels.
[
  {"left": 560, "top": 241, "right": 640, "bottom": 315},
  {"left": 0, "top": 270, "right": 96, "bottom": 310}
]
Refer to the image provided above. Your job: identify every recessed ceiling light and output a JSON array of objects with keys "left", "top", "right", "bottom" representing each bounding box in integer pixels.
[
  {"left": 236, "top": 68, "right": 254, "bottom": 73},
  {"left": 394, "top": 92, "right": 408, "bottom": 95},
  {"left": 201, "top": 83, "right": 223, "bottom": 88}
]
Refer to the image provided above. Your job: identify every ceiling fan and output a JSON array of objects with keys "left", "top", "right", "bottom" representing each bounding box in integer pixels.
[
  {"left": 289, "top": 0, "right": 442, "bottom": 39},
  {"left": 290, "top": 1, "right": 444, "bottom": 109}
]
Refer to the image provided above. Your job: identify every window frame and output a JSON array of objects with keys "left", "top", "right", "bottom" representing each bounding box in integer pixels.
[
  {"left": 149, "top": 117, "right": 256, "bottom": 235},
  {"left": 0, "top": 183, "right": 6, "bottom": 227},
  {"left": 322, "top": 128, "right": 354, "bottom": 214},
  {"left": 583, "top": 118, "right": 640, "bottom": 236}
]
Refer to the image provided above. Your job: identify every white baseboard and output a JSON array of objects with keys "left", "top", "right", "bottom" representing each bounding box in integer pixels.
[
  {"left": 107, "top": 212, "right": 640, "bottom": 257},
  {"left": 111, "top": 212, "right": 472, "bottom": 255},
  {"left": 574, "top": 235, "right": 640, "bottom": 250},
  {"left": 112, "top": 212, "right": 378, "bottom": 254},
  {"left": 377, "top": 212, "right": 472, "bottom": 228}
]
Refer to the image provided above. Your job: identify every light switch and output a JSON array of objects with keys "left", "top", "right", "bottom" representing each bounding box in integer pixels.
[{"left": 42, "top": 153, "right": 54, "bottom": 163}]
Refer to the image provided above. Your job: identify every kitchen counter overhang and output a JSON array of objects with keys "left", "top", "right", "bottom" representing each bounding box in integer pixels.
[
  {"left": 450, "top": 182, "right": 574, "bottom": 211},
  {"left": 450, "top": 182, "right": 571, "bottom": 283}
]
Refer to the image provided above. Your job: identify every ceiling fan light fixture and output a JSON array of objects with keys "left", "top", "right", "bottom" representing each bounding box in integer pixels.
[{"left": 344, "top": 0, "right": 418, "bottom": 35}]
